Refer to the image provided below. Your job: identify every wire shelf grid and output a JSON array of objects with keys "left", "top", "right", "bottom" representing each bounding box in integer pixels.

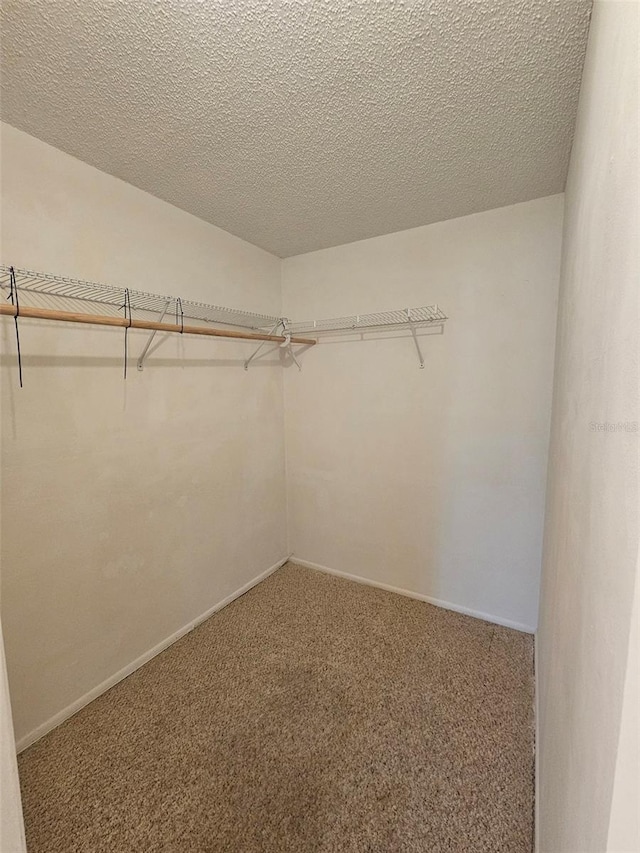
[
  {"left": 287, "top": 305, "right": 447, "bottom": 334},
  {"left": 0, "top": 265, "right": 280, "bottom": 330}
]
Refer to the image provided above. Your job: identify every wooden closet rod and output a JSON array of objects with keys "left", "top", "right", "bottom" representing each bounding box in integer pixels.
[{"left": 0, "top": 304, "right": 317, "bottom": 345}]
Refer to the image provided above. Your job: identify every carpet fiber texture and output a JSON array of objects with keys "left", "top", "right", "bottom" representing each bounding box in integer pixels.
[{"left": 18, "top": 563, "right": 534, "bottom": 852}]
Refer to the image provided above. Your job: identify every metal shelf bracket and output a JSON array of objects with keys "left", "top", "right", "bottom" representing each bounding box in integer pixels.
[
  {"left": 406, "top": 309, "right": 425, "bottom": 369},
  {"left": 244, "top": 320, "right": 282, "bottom": 370},
  {"left": 137, "top": 299, "right": 172, "bottom": 371}
]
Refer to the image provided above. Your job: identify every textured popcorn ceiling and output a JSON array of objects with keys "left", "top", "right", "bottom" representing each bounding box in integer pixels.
[{"left": 1, "top": 0, "right": 591, "bottom": 257}]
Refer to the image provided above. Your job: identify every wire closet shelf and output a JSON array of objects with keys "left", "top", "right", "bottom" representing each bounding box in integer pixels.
[
  {"left": 0, "top": 264, "right": 447, "bottom": 373},
  {"left": 287, "top": 305, "right": 447, "bottom": 334},
  {"left": 0, "top": 265, "right": 280, "bottom": 330}
]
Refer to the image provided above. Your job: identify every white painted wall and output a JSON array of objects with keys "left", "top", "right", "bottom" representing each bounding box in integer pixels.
[
  {"left": 607, "top": 558, "right": 639, "bottom": 852},
  {"left": 0, "top": 123, "right": 288, "bottom": 749},
  {"left": 537, "top": 1, "right": 639, "bottom": 851},
  {"left": 282, "top": 195, "right": 563, "bottom": 632},
  {"left": 0, "top": 620, "right": 26, "bottom": 852}
]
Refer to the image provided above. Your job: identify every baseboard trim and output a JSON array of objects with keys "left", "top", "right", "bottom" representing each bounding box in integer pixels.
[
  {"left": 16, "top": 555, "right": 291, "bottom": 753},
  {"left": 291, "top": 557, "right": 535, "bottom": 634},
  {"left": 534, "top": 632, "right": 540, "bottom": 852}
]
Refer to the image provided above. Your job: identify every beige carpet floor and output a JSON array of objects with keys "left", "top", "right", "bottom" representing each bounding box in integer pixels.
[{"left": 18, "top": 563, "right": 534, "bottom": 853}]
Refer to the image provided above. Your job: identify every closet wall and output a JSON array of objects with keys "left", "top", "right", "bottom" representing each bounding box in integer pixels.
[
  {"left": 282, "top": 195, "right": 563, "bottom": 632},
  {"left": 537, "top": 0, "right": 639, "bottom": 848},
  {"left": 0, "top": 123, "right": 288, "bottom": 747}
]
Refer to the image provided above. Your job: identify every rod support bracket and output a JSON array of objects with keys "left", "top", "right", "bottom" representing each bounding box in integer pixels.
[
  {"left": 409, "top": 323, "right": 425, "bottom": 370},
  {"left": 279, "top": 331, "right": 302, "bottom": 371},
  {"left": 137, "top": 299, "right": 172, "bottom": 371},
  {"left": 244, "top": 320, "right": 283, "bottom": 370}
]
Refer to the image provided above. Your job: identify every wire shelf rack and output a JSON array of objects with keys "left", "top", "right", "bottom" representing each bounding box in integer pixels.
[
  {"left": 286, "top": 305, "right": 447, "bottom": 334},
  {"left": 0, "top": 264, "right": 447, "bottom": 372},
  {"left": 0, "top": 265, "right": 280, "bottom": 330}
]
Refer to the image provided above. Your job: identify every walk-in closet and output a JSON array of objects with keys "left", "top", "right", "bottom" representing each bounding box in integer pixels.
[{"left": 1, "top": 1, "right": 638, "bottom": 851}]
